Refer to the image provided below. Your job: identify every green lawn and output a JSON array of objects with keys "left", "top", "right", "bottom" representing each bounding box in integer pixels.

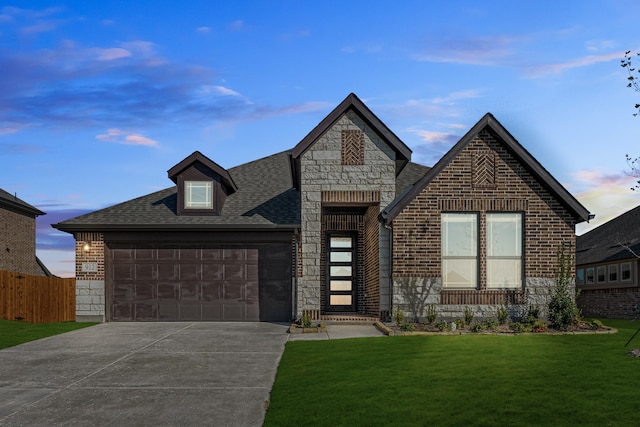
[
  {"left": 0, "top": 319, "right": 96, "bottom": 350},
  {"left": 265, "top": 319, "right": 640, "bottom": 427}
]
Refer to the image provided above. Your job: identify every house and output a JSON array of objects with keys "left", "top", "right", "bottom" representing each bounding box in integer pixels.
[
  {"left": 0, "top": 188, "right": 51, "bottom": 276},
  {"left": 53, "top": 93, "right": 591, "bottom": 323},
  {"left": 576, "top": 205, "right": 640, "bottom": 318}
]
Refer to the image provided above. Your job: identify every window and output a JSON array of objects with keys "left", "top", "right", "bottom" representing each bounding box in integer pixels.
[
  {"left": 597, "top": 266, "right": 606, "bottom": 283},
  {"left": 185, "top": 181, "right": 212, "bottom": 209},
  {"left": 576, "top": 268, "right": 584, "bottom": 285},
  {"left": 586, "top": 267, "right": 595, "bottom": 284},
  {"left": 608, "top": 264, "right": 618, "bottom": 282},
  {"left": 621, "top": 262, "right": 632, "bottom": 282},
  {"left": 442, "top": 213, "right": 478, "bottom": 288},
  {"left": 486, "top": 213, "right": 522, "bottom": 289}
]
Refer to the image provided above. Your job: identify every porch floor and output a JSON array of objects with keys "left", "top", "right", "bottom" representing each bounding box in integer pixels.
[{"left": 319, "top": 314, "right": 380, "bottom": 324}]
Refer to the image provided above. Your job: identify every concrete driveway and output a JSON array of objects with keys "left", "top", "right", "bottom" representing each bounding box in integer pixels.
[{"left": 0, "top": 322, "right": 290, "bottom": 427}]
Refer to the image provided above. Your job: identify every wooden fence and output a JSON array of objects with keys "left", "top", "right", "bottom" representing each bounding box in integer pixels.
[{"left": 0, "top": 270, "right": 75, "bottom": 323}]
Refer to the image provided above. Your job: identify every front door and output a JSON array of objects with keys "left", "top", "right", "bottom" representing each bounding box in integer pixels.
[{"left": 326, "top": 233, "right": 357, "bottom": 312}]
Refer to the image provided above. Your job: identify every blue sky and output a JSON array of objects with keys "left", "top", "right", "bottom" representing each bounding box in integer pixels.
[{"left": 1, "top": 1, "right": 639, "bottom": 277}]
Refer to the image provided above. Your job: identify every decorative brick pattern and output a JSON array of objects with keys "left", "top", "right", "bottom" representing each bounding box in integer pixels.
[
  {"left": 322, "top": 190, "right": 380, "bottom": 205},
  {"left": 473, "top": 151, "right": 496, "bottom": 188},
  {"left": 341, "top": 130, "right": 364, "bottom": 165},
  {"left": 440, "top": 290, "right": 525, "bottom": 305},
  {"left": 364, "top": 205, "right": 380, "bottom": 317}
]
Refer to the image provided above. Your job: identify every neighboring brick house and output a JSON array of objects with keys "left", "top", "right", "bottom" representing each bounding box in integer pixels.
[
  {"left": 53, "top": 93, "right": 591, "bottom": 322},
  {"left": 576, "top": 205, "right": 640, "bottom": 319},
  {"left": 0, "top": 188, "right": 51, "bottom": 276}
]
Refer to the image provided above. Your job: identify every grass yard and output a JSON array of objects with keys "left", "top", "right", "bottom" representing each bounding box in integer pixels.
[
  {"left": 0, "top": 319, "right": 96, "bottom": 350},
  {"left": 265, "top": 319, "right": 640, "bottom": 427}
]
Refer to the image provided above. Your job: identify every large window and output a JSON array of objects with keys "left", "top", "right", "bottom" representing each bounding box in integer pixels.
[
  {"left": 185, "top": 181, "right": 213, "bottom": 209},
  {"left": 486, "top": 213, "right": 523, "bottom": 289},
  {"left": 442, "top": 213, "right": 478, "bottom": 288},
  {"left": 442, "top": 212, "right": 523, "bottom": 289}
]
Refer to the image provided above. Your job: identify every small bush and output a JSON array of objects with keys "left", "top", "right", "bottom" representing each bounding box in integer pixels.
[
  {"left": 400, "top": 322, "right": 416, "bottom": 332},
  {"left": 436, "top": 320, "right": 451, "bottom": 332},
  {"left": 484, "top": 319, "right": 498, "bottom": 331},
  {"left": 589, "top": 319, "right": 604, "bottom": 330},
  {"left": 426, "top": 304, "right": 438, "bottom": 324},
  {"left": 454, "top": 318, "right": 466, "bottom": 330},
  {"left": 497, "top": 305, "right": 509, "bottom": 325},
  {"left": 471, "top": 323, "right": 484, "bottom": 333},
  {"left": 510, "top": 322, "right": 531, "bottom": 333},
  {"left": 532, "top": 320, "right": 548, "bottom": 333},
  {"left": 300, "top": 313, "right": 312, "bottom": 328},
  {"left": 464, "top": 307, "right": 474, "bottom": 325},
  {"left": 548, "top": 243, "right": 581, "bottom": 330},
  {"left": 393, "top": 310, "right": 405, "bottom": 327}
]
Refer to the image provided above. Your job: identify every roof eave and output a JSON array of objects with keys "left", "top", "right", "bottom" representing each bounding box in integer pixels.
[{"left": 52, "top": 222, "right": 301, "bottom": 234}]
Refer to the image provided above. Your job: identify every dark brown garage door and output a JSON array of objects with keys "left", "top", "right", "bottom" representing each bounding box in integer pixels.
[{"left": 108, "top": 244, "right": 291, "bottom": 322}]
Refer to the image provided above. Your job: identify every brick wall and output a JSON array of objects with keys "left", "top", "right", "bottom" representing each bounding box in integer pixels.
[
  {"left": 577, "top": 287, "right": 640, "bottom": 319},
  {"left": 392, "top": 129, "right": 577, "bottom": 319},
  {"left": 74, "top": 232, "right": 105, "bottom": 322},
  {"left": 0, "top": 205, "right": 42, "bottom": 276}
]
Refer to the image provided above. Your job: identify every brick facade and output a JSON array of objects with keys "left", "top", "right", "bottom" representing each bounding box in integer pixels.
[
  {"left": 392, "top": 129, "right": 577, "bottom": 320},
  {"left": 0, "top": 204, "right": 43, "bottom": 276},
  {"left": 577, "top": 286, "right": 640, "bottom": 319}
]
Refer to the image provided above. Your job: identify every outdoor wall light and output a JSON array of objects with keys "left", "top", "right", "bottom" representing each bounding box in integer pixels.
[{"left": 82, "top": 242, "right": 91, "bottom": 252}]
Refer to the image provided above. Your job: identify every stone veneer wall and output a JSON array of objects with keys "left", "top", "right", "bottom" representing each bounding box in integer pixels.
[
  {"left": 0, "top": 205, "right": 43, "bottom": 276},
  {"left": 75, "top": 232, "right": 105, "bottom": 322},
  {"left": 392, "top": 129, "right": 577, "bottom": 320},
  {"left": 298, "top": 110, "right": 396, "bottom": 319}
]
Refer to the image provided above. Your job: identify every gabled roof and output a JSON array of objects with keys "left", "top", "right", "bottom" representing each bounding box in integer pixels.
[
  {"left": 577, "top": 204, "right": 640, "bottom": 265},
  {"left": 382, "top": 113, "right": 591, "bottom": 223},
  {"left": 292, "top": 93, "right": 412, "bottom": 161},
  {"left": 167, "top": 151, "right": 238, "bottom": 193},
  {"left": 53, "top": 151, "right": 299, "bottom": 232},
  {"left": 0, "top": 188, "right": 45, "bottom": 217}
]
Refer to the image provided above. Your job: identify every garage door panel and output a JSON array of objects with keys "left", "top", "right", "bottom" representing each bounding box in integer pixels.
[
  {"left": 109, "top": 243, "right": 291, "bottom": 322},
  {"left": 135, "top": 283, "right": 155, "bottom": 301},
  {"left": 158, "top": 304, "right": 178, "bottom": 320},
  {"left": 180, "top": 283, "right": 200, "bottom": 301},
  {"left": 179, "top": 304, "right": 200, "bottom": 321},
  {"left": 202, "top": 282, "right": 222, "bottom": 301},
  {"left": 135, "top": 303, "right": 156, "bottom": 320},
  {"left": 135, "top": 264, "right": 154, "bottom": 280},
  {"left": 179, "top": 264, "right": 200, "bottom": 280}
]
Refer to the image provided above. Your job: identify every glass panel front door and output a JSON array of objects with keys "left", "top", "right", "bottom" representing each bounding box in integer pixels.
[{"left": 326, "top": 233, "right": 356, "bottom": 312}]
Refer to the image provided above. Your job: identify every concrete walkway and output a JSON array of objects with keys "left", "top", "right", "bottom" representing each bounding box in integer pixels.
[{"left": 0, "top": 322, "right": 384, "bottom": 426}]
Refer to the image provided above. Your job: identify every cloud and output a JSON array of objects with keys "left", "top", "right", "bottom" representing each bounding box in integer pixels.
[
  {"left": 407, "top": 127, "right": 461, "bottom": 165},
  {"left": 96, "top": 129, "right": 159, "bottom": 147},
  {"left": 91, "top": 47, "right": 131, "bottom": 61},
  {"left": 228, "top": 19, "right": 247, "bottom": 31},
  {"left": 196, "top": 26, "right": 210, "bottom": 34},
  {"left": 524, "top": 51, "right": 624, "bottom": 78},
  {"left": 569, "top": 169, "right": 639, "bottom": 235},
  {"left": 414, "top": 35, "right": 517, "bottom": 66}
]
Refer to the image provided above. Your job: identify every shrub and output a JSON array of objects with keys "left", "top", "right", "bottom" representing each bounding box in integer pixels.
[
  {"left": 463, "top": 307, "right": 474, "bottom": 325},
  {"left": 471, "top": 323, "right": 484, "bottom": 333},
  {"left": 484, "top": 319, "right": 498, "bottom": 331},
  {"left": 426, "top": 304, "right": 438, "bottom": 324},
  {"left": 393, "top": 309, "right": 405, "bottom": 327},
  {"left": 532, "top": 320, "right": 548, "bottom": 333},
  {"left": 436, "top": 320, "right": 451, "bottom": 332},
  {"left": 589, "top": 319, "right": 604, "bottom": 330},
  {"left": 497, "top": 305, "right": 509, "bottom": 325},
  {"left": 454, "top": 318, "right": 466, "bottom": 330},
  {"left": 510, "top": 322, "right": 531, "bottom": 333},
  {"left": 300, "top": 313, "right": 312, "bottom": 328},
  {"left": 548, "top": 243, "right": 581, "bottom": 330},
  {"left": 400, "top": 322, "right": 416, "bottom": 332}
]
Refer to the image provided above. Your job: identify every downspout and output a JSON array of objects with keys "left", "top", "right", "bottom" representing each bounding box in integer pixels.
[{"left": 384, "top": 222, "right": 393, "bottom": 322}]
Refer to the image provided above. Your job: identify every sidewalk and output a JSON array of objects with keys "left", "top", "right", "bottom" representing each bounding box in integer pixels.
[{"left": 287, "top": 323, "right": 387, "bottom": 341}]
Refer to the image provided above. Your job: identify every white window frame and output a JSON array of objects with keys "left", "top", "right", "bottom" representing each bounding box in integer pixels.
[
  {"left": 576, "top": 268, "right": 585, "bottom": 285},
  {"left": 597, "top": 266, "right": 606, "bottom": 283},
  {"left": 608, "top": 264, "right": 618, "bottom": 283},
  {"left": 621, "top": 262, "right": 632, "bottom": 282},
  {"left": 441, "top": 213, "right": 478, "bottom": 289},
  {"left": 586, "top": 267, "right": 595, "bottom": 284},
  {"left": 185, "top": 181, "right": 213, "bottom": 209},
  {"left": 486, "top": 213, "right": 523, "bottom": 289}
]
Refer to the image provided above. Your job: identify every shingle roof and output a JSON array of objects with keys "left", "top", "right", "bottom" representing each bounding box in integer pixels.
[
  {"left": 576, "top": 204, "right": 640, "bottom": 265},
  {"left": 53, "top": 151, "right": 300, "bottom": 232},
  {"left": 0, "top": 188, "right": 45, "bottom": 217},
  {"left": 395, "top": 162, "right": 430, "bottom": 197}
]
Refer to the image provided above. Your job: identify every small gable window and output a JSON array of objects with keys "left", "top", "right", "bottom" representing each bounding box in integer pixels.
[{"left": 185, "top": 181, "right": 213, "bottom": 209}]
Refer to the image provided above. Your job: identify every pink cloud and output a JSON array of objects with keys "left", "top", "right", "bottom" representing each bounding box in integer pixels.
[
  {"left": 92, "top": 47, "right": 131, "bottom": 61},
  {"left": 96, "top": 128, "right": 158, "bottom": 147},
  {"left": 525, "top": 51, "right": 624, "bottom": 78}
]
